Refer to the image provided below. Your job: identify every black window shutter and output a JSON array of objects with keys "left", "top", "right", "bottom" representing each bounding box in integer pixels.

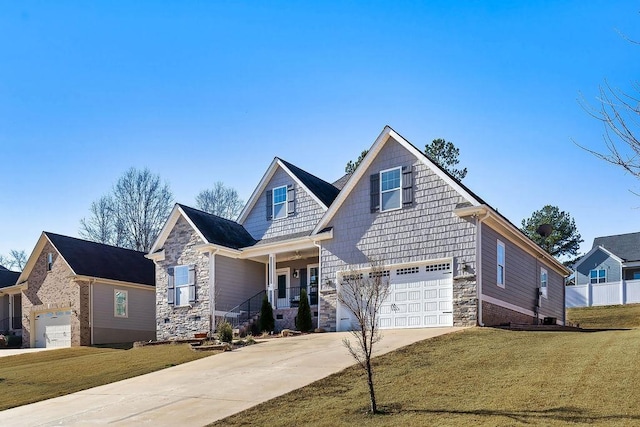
[
  {"left": 287, "top": 184, "right": 295, "bottom": 216},
  {"left": 266, "top": 190, "right": 273, "bottom": 220},
  {"left": 188, "top": 264, "right": 196, "bottom": 303},
  {"left": 167, "top": 267, "right": 175, "bottom": 305},
  {"left": 370, "top": 173, "right": 380, "bottom": 213},
  {"left": 402, "top": 165, "right": 414, "bottom": 206}
]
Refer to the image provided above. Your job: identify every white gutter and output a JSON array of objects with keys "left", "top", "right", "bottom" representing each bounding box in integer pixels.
[
  {"left": 209, "top": 248, "right": 219, "bottom": 335},
  {"left": 476, "top": 211, "right": 490, "bottom": 327},
  {"left": 90, "top": 279, "right": 95, "bottom": 345},
  {"left": 313, "top": 240, "right": 322, "bottom": 330}
]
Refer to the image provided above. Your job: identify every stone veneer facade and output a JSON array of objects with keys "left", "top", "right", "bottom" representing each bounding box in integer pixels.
[
  {"left": 155, "top": 216, "right": 212, "bottom": 340},
  {"left": 22, "top": 242, "right": 90, "bottom": 347}
]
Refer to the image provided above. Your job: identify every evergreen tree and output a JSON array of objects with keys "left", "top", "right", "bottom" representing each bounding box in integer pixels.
[
  {"left": 259, "top": 294, "right": 275, "bottom": 333},
  {"left": 296, "top": 288, "right": 313, "bottom": 332}
]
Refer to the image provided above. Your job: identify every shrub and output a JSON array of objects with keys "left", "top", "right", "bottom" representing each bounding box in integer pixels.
[
  {"left": 296, "top": 288, "right": 313, "bottom": 332},
  {"left": 259, "top": 294, "right": 274, "bottom": 333},
  {"left": 217, "top": 321, "right": 233, "bottom": 343}
]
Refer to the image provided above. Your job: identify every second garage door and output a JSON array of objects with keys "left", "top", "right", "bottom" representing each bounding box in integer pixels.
[
  {"left": 378, "top": 262, "right": 453, "bottom": 329},
  {"left": 34, "top": 310, "right": 72, "bottom": 348}
]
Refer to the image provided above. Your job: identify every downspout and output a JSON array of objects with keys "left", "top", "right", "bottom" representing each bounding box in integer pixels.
[
  {"left": 209, "top": 249, "right": 218, "bottom": 336},
  {"left": 313, "top": 241, "right": 322, "bottom": 330},
  {"left": 476, "top": 211, "right": 490, "bottom": 327},
  {"left": 90, "top": 279, "right": 95, "bottom": 345}
]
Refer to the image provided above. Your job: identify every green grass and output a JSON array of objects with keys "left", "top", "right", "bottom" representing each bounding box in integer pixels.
[
  {"left": 0, "top": 344, "right": 212, "bottom": 411},
  {"left": 213, "top": 326, "right": 640, "bottom": 426},
  {"left": 567, "top": 303, "right": 640, "bottom": 329}
]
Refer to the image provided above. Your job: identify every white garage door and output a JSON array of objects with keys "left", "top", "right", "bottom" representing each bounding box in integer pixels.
[
  {"left": 338, "top": 262, "right": 453, "bottom": 331},
  {"left": 34, "top": 310, "right": 72, "bottom": 348},
  {"left": 379, "top": 263, "right": 453, "bottom": 329}
]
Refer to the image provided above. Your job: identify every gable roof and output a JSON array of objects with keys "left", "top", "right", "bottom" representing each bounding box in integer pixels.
[
  {"left": 237, "top": 158, "right": 339, "bottom": 224},
  {"left": 592, "top": 232, "right": 640, "bottom": 262},
  {"left": 178, "top": 204, "right": 257, "bottom": 249},
  {"left": 313, "top": 126, "right": 484, "bottom": 234},
  {"left": 278, "top": 159, "right": 340, "bottom": 207},
  {"left": 18, "top": 232, "right": 155, "bottom": 286},
  {"left": 572, "top": 244, "right": 623, "bottom": 272},
  {"left": 149, "top": 204, "right": 258, "bottom": 254},
  {"left": 0, "top": 268, "right": 20, "bottom": 289}
]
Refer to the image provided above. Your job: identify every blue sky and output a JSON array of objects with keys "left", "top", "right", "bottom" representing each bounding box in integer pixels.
[{"left": 1, "top": 1, "right": 638, "bottom": 262}]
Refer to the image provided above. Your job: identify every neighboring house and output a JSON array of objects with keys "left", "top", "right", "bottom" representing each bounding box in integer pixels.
[
  {"left": 18, "top": 232, "right": 156, "bottom": 348},
  {"left": 150, "top": 126, "right": 570, "bottom": 339},
  {"left": 0, "top": 265, "right": 21, "bottom": 335},
  {"left": 567, "top": 232, "right": 640, "bottom": 308}
]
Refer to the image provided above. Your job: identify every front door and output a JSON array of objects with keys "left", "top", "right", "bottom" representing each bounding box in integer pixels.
[{"left": 276, "top": 269, "right": 289, "bottom": 308}]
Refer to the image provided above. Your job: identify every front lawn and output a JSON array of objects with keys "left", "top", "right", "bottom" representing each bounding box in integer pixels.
[
  {"left": 212, "top": 327, "right": 640, "bottom": 426},
  {"left": 0, "top": 344, "right": 212, "bottom": 411},
  {"left": 567, "top": 303, "right": 640, "bottom": 329}
]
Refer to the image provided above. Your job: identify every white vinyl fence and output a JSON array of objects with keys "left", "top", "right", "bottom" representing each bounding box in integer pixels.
[{"left": 566, "top": 279, "right": 640, "bottom": 307}]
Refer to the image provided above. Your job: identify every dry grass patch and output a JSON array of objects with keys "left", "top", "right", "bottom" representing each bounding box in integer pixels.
[
  {"left": 0, "top": 344, "right": 213, "bottom": 411},
  {"left": 567, "top": 303, "right": 640, "bottom": 329},
  {"left": 212, "top": 328, "right": 640, "bottom": 426}
]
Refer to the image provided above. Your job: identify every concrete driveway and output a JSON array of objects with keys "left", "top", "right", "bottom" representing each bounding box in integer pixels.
[{"left": 1, "top": 327, "right": 464, "bottom": 426}]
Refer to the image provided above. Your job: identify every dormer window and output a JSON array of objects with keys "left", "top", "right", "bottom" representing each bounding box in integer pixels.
[
  {"left": 380, "top": 167, "right": 402, "bottom": 211},
  {"left": 273, "top": 186, "right": 287, "bottom": 220}
]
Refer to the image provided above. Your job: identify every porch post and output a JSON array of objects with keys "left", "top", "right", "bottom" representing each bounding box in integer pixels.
[
  {"left": 268, "top": 254, "right": 276, "bottom": 309},
  {"left": 8, "top": 294, "right": 13, "bottom": 331}
]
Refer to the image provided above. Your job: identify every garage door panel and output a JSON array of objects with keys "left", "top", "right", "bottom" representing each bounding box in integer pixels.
[
  {"left": 408, "top": 303, "right": 420, "bottom": 312},
  {"left": 408, "top": 291, "right": 420, "bottom": 301},
  {"left": 34, "top": 310, "right": 72, "bottom": 348},
  {"left": 424, "top": 315, "right": 438, "bottom": 325},
  {"left": 379, "top": 318, "right": 392, "bottom": 328},
  {"left": 425, "top": 289, "right": 438, "bottom": 299}
]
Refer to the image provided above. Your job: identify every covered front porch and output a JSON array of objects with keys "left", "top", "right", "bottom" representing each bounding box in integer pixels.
[
  {"left": 236, "top": 232, "right": 329, "bottom": 331},
  {"left": 0, "top": 288, "right": 23, "bottom": 335}
]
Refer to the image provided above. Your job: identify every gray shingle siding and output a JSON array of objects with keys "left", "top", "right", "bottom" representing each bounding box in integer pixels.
[
  {"left": 481, "top": 224, "right": 564, "bottom": 321},
  {"left": 575, "top": 248, "right": 621, "bottom": 286},
  {"left": 214, "top": 256, "right": 265, "bottom": 313},
  {"left": 242, "top": 167, "right": 326, "bottom": 241},
  {"left": 319, "top": 137, "right": 477, "bottom": 328}
]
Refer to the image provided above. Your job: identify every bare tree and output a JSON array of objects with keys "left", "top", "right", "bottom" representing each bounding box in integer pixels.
[
  {"left": 80, "top": 168, "right": 173, "bottom": 252},
  {"left": 337, "top": 259, "right": 391, "bottom": 414},
  {"left": 0, "top": 250, "right": 27, "bottom": 271},
  {"left": 195, "top": 182, "right": 244, "bottom": 220},
  {"left": 578, "top": 27, "right": 639, "bottom": 180}
]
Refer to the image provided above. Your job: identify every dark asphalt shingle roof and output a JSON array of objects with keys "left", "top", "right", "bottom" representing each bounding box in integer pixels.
[
  {"left": 179, "top": 204, "right": 257, "bottom": 250},
  {"left": 332, "top": 173, "right": 351, "bottom": 190},
  {"left": 278, "top": 158, "right": 341, "bottom": 207},
  {"left": 593, "top": 232, "right": 640, "bottom": 262},
  {"left": 45, "top": 232, "right": 155, "bottom": 286},
  {"left": 0, "top": 269, "right": 19, "bottom": 289}
]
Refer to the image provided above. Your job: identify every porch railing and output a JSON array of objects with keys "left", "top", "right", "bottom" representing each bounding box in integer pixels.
[
  {"left": 275, "top": 285, "right": 318, "bottom": 309},
  {"left": 223, "top": 289, "right": 266, "bottom": 329}
]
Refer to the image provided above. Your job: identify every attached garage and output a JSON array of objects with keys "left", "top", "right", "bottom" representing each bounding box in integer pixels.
[
  {"left": 34, "top": 310, "right": 72, "bottom": 348},
  {"left": 338, "top": 261, "right": 453, "bottom": 331}
]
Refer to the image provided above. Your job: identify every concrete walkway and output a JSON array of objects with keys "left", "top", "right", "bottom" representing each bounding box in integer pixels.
[
  {"left": 0, "top": 347, "right": 56, "bottom": 358},
  {"left": 1, "top": 327, "right": 464, "bottom": 426}
]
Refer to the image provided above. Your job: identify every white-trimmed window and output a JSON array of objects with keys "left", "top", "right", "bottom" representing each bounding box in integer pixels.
[
  {"left": 175, "top": 265, "right": 193, "bottom": 306},
  {"left": 590, "top": 269, "right": 606, "bottom": 284},
  {"left": 272, "top": 185, "right": 287, "bottom": 220},
  {"left": 47, "top": 253, "right": 53, "bottom": 271},
  {"left": 114, "top": 289, "right": 128, "bottom": 317},
  {"left": 380, "top": 167, "right": 402, "bottom": 211},
  {"left": 497, "top": 240, "right": 505, "bottom": 288},
  {"left": 540, "top": 268, "right": 548, "bottom": 298}
]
